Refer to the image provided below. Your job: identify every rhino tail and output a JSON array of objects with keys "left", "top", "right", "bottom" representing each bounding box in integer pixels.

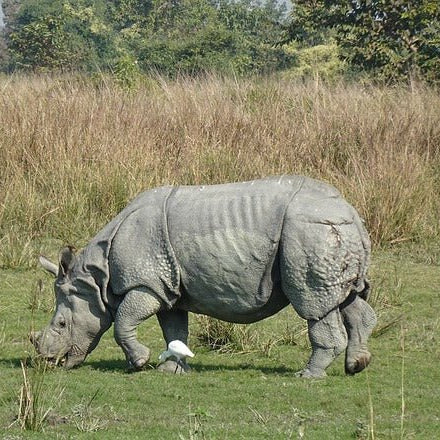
[{"left": 354, "top": 278, "right": 371, "bottom": 301}]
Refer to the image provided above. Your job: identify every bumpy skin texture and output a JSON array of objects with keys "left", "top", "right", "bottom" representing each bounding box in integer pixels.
[{"left": 33, "top": 176, "right": 376, "bottom": 378}]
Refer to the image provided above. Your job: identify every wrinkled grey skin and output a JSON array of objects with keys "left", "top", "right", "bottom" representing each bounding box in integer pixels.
[{"left": 32, "top": 176, "right": 377, "bottom": 378}]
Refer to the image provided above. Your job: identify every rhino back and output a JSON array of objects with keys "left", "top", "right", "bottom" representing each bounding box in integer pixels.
[{"left": 166, "top": 177, "right": 305, "bottom": 320}]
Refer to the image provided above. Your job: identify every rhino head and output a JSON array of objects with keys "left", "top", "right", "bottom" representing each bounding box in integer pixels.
[{"left": 31, "top": 246, "right": 113, "bottom": 368}]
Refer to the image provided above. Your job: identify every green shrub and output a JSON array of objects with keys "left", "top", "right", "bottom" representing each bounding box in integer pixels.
[{"left": 281, "top": 43, "right": 346, "bottom": 80}]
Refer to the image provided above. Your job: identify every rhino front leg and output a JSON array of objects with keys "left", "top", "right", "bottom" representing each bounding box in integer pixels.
[
  {"left": 297, "top": 308, "right": 348, "bottom": 378},
  {"left": 340, "top": 294, "right": 377, "bottom": 375},
  {"left": 114, "top": 287, "right": 163, "bottom": 370},
  {"left": 156, "top": 309, "right": 190, "bottom": 373}
]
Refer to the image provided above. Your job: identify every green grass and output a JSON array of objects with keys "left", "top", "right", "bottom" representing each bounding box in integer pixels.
[{"left": 1, "top": 249, "right": 439, "bottom": 439}]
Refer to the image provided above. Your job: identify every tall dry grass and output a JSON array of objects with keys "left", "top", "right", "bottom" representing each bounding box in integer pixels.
[{"left": 1, "top": 74, "right": 440, "bottom": 267}]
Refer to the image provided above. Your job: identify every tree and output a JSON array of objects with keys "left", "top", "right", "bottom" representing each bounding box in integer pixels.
[
  {"left": 110, "top": 0, "right": 152, "bottom": 30},
  {"left": 8, "top": 14, "right": 71, "bottom": 70},
  {"left": 131, "top": 0, "right": 293, "bottom": 76},
  {"left": 5, "top": 0, "right": 294, "bottom": 76},
  {"left": 287, "top": 0, "right": 440, "bottom": 83},
  {"left": 7, "top": 0, "right": 116, "bottom": 71}
]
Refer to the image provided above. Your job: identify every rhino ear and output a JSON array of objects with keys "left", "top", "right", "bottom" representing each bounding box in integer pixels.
[
  {"left": 39, "top": 255, "right": 59, "bottom": 277},
  {"left": 59, "top": 246, "right": 77, "bottom": 277}
]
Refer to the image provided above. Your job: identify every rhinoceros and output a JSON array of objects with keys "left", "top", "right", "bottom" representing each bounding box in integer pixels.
[{"left": 32, "top": 175, "right": 377, "bottom": 378}]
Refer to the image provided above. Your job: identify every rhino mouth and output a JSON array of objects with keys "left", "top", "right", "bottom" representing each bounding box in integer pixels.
[
  {"left": 47, "top": 355, "right": 67, "bottom": 367},
  {"left": 46, "top": 345, "right": 86, "bottom": 369}
]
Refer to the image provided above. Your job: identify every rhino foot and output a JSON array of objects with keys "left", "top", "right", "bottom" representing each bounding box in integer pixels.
[
  {"left": 157, "top": 359, "right": 190, "bottom": 374},
  {"left": 131, "top": 357, "right": 149, "bottom": 371},
  {"left": 345, "top": 351, "right": 371, "bottom": 375},
  {"left": 126, "top": 345, "right": 151, "bottom": 371}
]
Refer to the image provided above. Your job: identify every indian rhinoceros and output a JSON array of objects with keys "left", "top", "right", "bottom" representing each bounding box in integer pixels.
[{"left": 31, "top": 175, "right": 377, "bottom": 378}]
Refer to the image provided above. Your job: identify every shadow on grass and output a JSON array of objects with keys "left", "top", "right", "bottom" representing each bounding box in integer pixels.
[
  {"left": 188, "top": 362, "right": 298, "bottom": 375},
  {"left": 0, "top": 357, "right": 299, "bottom": 376},
  {"left": 86, "top": 359, "right": 299, "bottom": 375},
  {"left": 0, "top": 357, "right": 128, "bottom": 372},
  {"left": 85, "top": 359, "right": 128, "bottom": 371},
  {"left": 0, "top": 358, "right": 23, "bottom": 369}
]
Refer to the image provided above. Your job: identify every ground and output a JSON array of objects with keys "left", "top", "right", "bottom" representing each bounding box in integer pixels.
[{"left": 0, "top": 249, "right": 439, "bottom": 439}]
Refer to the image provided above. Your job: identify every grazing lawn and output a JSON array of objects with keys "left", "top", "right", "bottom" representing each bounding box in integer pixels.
[{"left": 0, "top": 249, "right": 439, "bottom": 439}]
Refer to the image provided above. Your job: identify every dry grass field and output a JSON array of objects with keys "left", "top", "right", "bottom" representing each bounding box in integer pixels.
[{"left": 1, "top": 73, "right": 440, "bottom": 265}]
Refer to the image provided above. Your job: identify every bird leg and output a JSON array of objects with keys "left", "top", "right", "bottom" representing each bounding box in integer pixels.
[{"left": 174, "top": 359, "right": 184, "bottom": 374}]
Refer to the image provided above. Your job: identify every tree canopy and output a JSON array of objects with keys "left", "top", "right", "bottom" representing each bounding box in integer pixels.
[
  {"left": 2, "top": 0, "right": 439, "bottom": 83},
  {"left": 287, "top": 1, "right": 440, "bottom": 83},
  {"left": 4, "top": 0, "right": 292, "bottom": 76}
]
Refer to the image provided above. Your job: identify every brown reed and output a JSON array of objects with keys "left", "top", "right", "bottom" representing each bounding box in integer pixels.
[{"left": 1, "top": 74, "right": 439, "bottom": 267}]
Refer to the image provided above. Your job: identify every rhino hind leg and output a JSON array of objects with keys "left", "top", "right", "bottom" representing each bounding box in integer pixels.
[
  {"left": 114, "top": 287, "right": 163, "bottom": 370},
  {"left": 296, "top": 308, "right": 348, "bottom": 378},
  {"left": 156, "top": 309, "right": 190, "bottom": 374},
  {"left": 340, "top": 293, "right": 377, "bottom": 375}
]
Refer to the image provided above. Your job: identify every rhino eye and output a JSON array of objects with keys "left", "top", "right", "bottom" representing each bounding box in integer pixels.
[{"left": 59, "top": 319, "right": 66, "bottom": 328}]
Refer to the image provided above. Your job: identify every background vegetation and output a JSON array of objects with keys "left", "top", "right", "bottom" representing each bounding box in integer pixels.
[
  {"left": 1, "top": 1, "right": 439, "bottom": 83},
  {"left": 2, "top": 0, "right": 292, "bottom": 77},
  {"left": 1, "top": 74, "right": 440, "bottom": 268},
  {"left": 287, "top": 0, "right": 440, "bottom": 83}
]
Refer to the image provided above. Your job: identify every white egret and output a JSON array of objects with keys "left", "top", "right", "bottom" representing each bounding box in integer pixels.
[{"left": 158, "top": 340, "right": 194, "bottom": 373}]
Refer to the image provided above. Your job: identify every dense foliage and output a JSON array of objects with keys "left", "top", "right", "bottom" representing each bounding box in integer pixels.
[
  {"left": 287, "top": 0, "right": 440, "bottom": 83},
  {"left": 2, "top": 0, "right": 439, "bottom": 82},
  {"left": 4, "top": 0, "right": 292, "bottom": 76}
]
